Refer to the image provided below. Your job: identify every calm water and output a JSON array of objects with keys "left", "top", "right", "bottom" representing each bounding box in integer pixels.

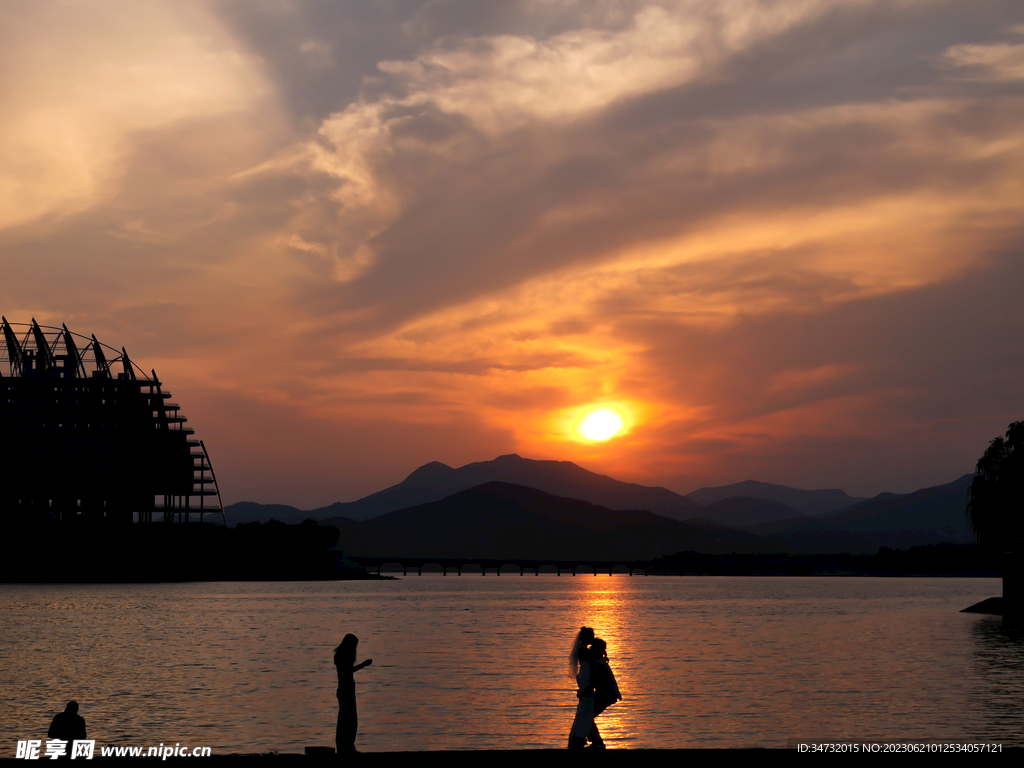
[{"left": 1, "top": 576, "right": 1021, "bottom": 753}]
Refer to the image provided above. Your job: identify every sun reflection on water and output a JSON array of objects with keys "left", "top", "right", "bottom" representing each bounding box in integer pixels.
[{"left": 573, "top": 582, "right": 633, "bottom": 745}]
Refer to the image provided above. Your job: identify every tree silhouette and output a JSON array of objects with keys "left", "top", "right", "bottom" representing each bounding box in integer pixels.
[
  {"left": 967, "top": 421, "right": 1024, "bottom": 546},
  {"left": 968, "top": 421, "right": 1024, "bottom": 626}
]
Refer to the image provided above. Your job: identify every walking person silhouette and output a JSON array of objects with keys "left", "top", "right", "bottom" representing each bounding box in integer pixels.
[{"left": 334, "top": 634, "right": 372, "bottom": 755}]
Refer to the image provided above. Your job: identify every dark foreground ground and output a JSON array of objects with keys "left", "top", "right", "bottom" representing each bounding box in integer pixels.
[
  {"left": 0, "top": 752, "right": 773, "bottom": 768},
  {"left": 3, "top": 747, "right": 1021, "bottom": 765}
]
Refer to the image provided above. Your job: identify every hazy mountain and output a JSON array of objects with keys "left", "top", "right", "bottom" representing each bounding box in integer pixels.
[
  {"left": 740, "top": 474, "right": 976, "bottom": 553},
  {"left": 224, "top": 457, "right": 978, "bottom": 556},
  {"left": 224, "top": 501, "right": 308, "bottom": 526},
  {"left": 691, "top": 497, "right": 807, "bottom": 528},
  {"left": 315, "top": 454, "right": 699, "bottom": 521},
  {"left": 740, "top": 515, "right": 845, "bottom": 538},
  {"left": 686, "top": 480, "right": 864, "bottom": 515},
  {"left": 743, "top": 516, "right": 878, "bottom": 553},
  {"left": 319, "top": 482, "right": 772, "bottom": 560},
  {"left": 824, "top": 474, "right": 974, "bottom": 535}
]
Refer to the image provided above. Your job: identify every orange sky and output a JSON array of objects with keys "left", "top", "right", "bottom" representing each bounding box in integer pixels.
[{"left": 2, "top": 0, "right": 1023, "bottom": 507}]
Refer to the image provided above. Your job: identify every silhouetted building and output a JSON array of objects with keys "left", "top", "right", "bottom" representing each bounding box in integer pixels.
[{"left": 0, "top": 318, "right": 223, "bottom": 525}]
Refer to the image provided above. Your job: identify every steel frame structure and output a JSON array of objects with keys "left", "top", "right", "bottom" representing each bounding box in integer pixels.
[{"left": 0, "top": 318, "right": 224, "bottom": 524}]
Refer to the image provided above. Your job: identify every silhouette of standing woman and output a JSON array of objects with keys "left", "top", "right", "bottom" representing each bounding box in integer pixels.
[
  {"left": 567, "top": 626, "right": 595, "bottom": 749},
  {"left": 334, "top": 634, "right": 372, "bottom": 755}
]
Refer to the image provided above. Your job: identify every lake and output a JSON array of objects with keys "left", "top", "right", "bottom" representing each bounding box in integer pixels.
[{"left": 1, "top": 576, "right": 1019, "bottom": 753}]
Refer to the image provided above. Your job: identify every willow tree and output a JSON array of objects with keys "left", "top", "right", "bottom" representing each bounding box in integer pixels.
[{"left": 968, "top": 421, "right": 1024, "bottom": 625}]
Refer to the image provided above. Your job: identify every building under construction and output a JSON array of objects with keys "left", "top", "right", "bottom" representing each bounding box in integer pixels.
[{"left": 0, "top": 318, "right": 223, "bottom": 525}]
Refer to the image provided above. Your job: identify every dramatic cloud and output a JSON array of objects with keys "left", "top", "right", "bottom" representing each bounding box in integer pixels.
[
  {"left": 0, "top": 0, "right": 272, "bottom": 230},
  {"left": 943, "top": 40, "right": 1024, "bottom": 81},
  {"left": 2, "top": 0, "right": 1022, "bottom": 505}
]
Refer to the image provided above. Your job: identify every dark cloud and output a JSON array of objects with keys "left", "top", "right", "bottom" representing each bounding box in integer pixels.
[
  {"left": 207, "top": 0, "right": 635, "bottom": 123},
  {"left": 275, "top": 1, "right": 1024, "bottom": 334}
]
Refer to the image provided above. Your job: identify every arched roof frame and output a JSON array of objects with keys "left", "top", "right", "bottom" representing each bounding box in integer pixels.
[{"left": 0, "top": 318, "right": 150, "bottom": 380}]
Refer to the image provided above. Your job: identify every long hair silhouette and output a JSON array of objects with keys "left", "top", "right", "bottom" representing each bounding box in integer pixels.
[
  {"left": 335, "top": 633, "right": 358, "bottom": 666},
  {"left": 569, "top": 626, "right": 595, "bottom": 680}
]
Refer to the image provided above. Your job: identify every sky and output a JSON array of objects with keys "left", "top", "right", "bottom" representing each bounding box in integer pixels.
[{"left": 1, "top": 0, "right": 1022, "bottom": 508}]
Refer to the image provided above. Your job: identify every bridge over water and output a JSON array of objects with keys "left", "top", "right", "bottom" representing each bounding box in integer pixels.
[{"left": 347, "top": 556, "right": 682, "bottom": 576}]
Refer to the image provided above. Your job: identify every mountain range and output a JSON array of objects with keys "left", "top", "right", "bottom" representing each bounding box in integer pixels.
[
  {"left": 686, "top": 479, "right": 864, "bottom": 515},
  {"left": 319, "top": 482, "right": 775, "bottom": 560},
  {"left": 312, "top": 454, "right": 702, "bottom": 521},
  {"left": 225, "top": 455, "right": 977, "bottom": 557}
]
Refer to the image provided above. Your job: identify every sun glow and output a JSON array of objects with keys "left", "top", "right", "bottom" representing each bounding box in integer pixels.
[{"left": 574, "top": 406, "right": 627, "bottom": 441}]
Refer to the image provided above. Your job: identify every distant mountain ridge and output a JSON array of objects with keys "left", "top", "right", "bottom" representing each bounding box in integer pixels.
[
  {"left": 223, "top": 455, "right": 978, "bottom": 555},
  {"left": 318, "top": 482, "right": 772, "bottom": 560},
  {"left": 823, "top": 474, "right": 974, "bottom": 532},
  {"left": 686, "top": 479, "right": 865, "bottom": 515},
  {"left": 309, "top": 454, "right": 699, "bottom": 521},
  {"left": 694, "top": 496, "right": 808, "bottom": 528},
  {"left": 224, "top": 501, "right": 309, "bottom": 526},
  {"left": 732, "top": 475, "right": 976, "bottom": 552}
]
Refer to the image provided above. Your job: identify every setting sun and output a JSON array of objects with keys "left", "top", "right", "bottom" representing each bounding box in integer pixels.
[{"left": 574, "top": 406, "right": 627, "bottom": 441}]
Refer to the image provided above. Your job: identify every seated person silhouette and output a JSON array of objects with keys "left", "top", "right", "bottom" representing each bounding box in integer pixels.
[{"left": 48, "top": 701, "right": 86, "bottom": 759}]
